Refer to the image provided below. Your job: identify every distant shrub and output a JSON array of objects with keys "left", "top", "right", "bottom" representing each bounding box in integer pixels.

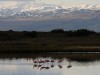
[
  {"left": 66, "top": 29, "right": 96, "bottom": 36},
  {"left": 51, "top": 29, "right": 65, "bottom": 33},
  {"left": 8, "top": 30, "right": 13, "bottom": 32},
  {"left": 25, "top": 31, "right": 37, "bottom": 38}
]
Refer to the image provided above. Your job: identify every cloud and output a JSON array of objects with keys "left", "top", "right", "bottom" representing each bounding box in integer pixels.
[
  {"left": 0, "top": 1, "right": 18, "bottom": 8},
  {"left": 0, "top": 1, "right": 36, "bottom": 8},
  {"left": 0, "top": 0, "right": 75, "bottom": 9},
  {"left": 0, "top": 0, "right": 99, "bottom": 9}
]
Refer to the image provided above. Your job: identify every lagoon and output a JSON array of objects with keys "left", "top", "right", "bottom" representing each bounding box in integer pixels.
[{"left": 0, "top": 53, "right": 100, "bottom": 75}]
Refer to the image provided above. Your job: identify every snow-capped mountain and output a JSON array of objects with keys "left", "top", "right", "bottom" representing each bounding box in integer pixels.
[
  {"left": 0, "top": 4, "right": 100, "bottom": 32},
  {"left": 0, "top": 4, "right": 100, "bottom": 19}
]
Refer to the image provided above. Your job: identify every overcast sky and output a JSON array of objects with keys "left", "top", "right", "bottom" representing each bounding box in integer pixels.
[{"left": 0, "top": 0, "right": 99, "bottom": 8}]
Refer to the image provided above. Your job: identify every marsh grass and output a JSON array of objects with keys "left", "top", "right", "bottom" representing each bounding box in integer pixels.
[{"left": 0, "top": 31, "right": 100, "bottom": 53}]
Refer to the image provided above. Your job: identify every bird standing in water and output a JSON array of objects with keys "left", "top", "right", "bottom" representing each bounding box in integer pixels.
[{"left": 67, "top": 59, "right": 72, "bottom": 68}]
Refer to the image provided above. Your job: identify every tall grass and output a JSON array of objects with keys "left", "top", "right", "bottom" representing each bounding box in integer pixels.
[{"left": 0, "top": 30, "right": 99, "bottom": 53}]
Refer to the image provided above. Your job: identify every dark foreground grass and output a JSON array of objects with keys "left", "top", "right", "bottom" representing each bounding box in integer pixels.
[{"left": 0, "top": 32, "right": 100, "bottom": 53}]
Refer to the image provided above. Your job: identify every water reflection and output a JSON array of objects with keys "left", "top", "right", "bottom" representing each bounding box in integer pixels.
[{"left": 0, "top": 53, "right": 100, "bottom": 75}]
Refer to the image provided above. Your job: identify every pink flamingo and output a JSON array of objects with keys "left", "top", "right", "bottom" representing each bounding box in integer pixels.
[
  {"left": 51, "top": 60, "right": 54, "bottom": 63},
  {"left": 33, "top": 60, "right": 38, "bottom": 63},
  {"left": 67, "top": 59, "right": 72, "bottom": 68},
  {"left": 37, "top": 60, "right": 44, "bottom": 68},
  {"left": 45, "top": 59, "right": 50, "bottom": 62},
  {"left": 39, "top": 60, "right": 45, "bottom": 63},
  {"left": 58, "top": 59, "right": 63, "bottom": 66},
  {"left": 51, "top": 60, "right": 55, "bottom": 68},
  {"left": 58, "top": 59, "right": 63, "bottom": 63}
]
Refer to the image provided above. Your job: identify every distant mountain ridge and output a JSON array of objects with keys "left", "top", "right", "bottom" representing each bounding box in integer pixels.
[
  {"left": 0, "top": 4, "right": 100, "bottom": 19},
  {"left": 0, "top": 4, "right": 100, "bottom": 32}
]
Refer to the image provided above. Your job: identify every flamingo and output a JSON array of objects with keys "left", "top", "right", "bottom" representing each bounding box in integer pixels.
[
  {"left": 50, "top": 60, "right": 55, "bottom": 68},
  {"left": 45, "top": 59, "right": 50, "bottom": 62},
  {"left": 51, "top": 60, "right": 54, "bottom": 63},
  {"left": 67, "top": 59, "right": 72, "bottom": 68},
  {"left": 33, "top": 60, "right": 38, "bottom": 63},
  {"left": 39, "top": 60, "right": 45, "bottom": 63},
  {"left": 58, "top": 59, "right": 63, "bottom": 66},
  {"left": 58, "top": 59, "right": 63, "bottom": 63}
]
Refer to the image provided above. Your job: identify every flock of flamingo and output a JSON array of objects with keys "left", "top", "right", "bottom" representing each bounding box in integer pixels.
[{"left": 33, "top": 59, "right": 72, "bottom": 70}]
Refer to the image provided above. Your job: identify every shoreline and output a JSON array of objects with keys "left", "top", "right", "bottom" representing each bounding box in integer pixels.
[{"left": 0, "top": 53, "right": 99, "bottom": 62}]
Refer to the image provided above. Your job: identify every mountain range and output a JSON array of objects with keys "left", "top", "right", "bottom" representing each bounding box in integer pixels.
[{"left": 0, "top": 4, "right": 100, "bottom": 32}]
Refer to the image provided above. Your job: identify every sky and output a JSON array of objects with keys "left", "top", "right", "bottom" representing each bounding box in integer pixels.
[{"left": 0, "top": 0, "right": 100, "bottom": 8}]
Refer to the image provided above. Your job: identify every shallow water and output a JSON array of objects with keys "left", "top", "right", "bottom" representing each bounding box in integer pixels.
[{"left": 0, "top": 57, "right": 100, "bottom": 75}]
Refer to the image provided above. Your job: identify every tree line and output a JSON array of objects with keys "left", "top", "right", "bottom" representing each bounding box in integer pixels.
[
  {"left": 51, "top": 29, "right": 98, "bottom": 36},
  {"left": 0, "top": 29, "right": 99, "bottom": 40}
]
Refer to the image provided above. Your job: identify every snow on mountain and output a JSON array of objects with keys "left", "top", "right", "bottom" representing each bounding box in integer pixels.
[
  {"left": 77, "top": 5, "right": 100, "bottom": 10},
  {"left": 0, "top": 4, "right": 100, "bottom": 31},
  {"left": 0, "top": 4, "right": 100, "bottom": 19}
]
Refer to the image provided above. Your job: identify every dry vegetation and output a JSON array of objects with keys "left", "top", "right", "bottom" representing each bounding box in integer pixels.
[{"left": 0, "top": 29, "right": 100, "bottom": 53}]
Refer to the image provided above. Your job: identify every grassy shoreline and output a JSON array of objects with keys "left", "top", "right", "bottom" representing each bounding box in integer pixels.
[
  {"left": 1, "top": 40, "right": 100, "bottom": 53},
  {"left": 0, "top": 30, "right": 100, "bottom": 53}
]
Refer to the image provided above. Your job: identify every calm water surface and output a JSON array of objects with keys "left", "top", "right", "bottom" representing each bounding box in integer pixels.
[{"left": 0, "top": 56, "right": 100, "bottom": 75}]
